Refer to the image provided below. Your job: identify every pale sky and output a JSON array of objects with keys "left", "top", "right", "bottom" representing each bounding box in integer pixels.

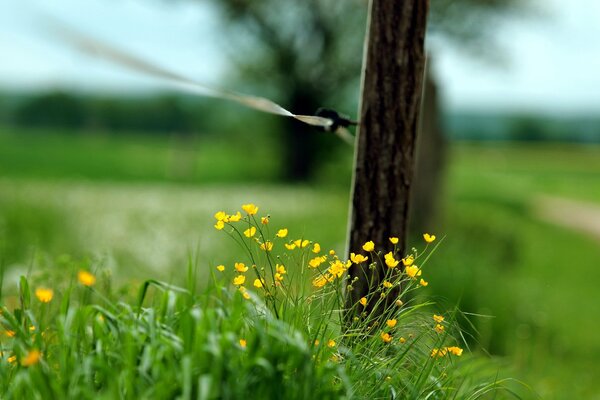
[{"left": 1, "top": 0, "right": 599, "bottom": 115}]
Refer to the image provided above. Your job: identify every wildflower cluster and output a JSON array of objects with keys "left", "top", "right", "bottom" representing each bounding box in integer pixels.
[
  {"left": 213, "top": 204, "right": 463, "bottom": 366},
  {"left": 1, "top": 269, "right": 97, "bottom": 368}
]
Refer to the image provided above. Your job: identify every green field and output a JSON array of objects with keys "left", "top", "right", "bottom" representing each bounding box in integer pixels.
[{"left": 1, "top": 128, "right": 599, "bottom": 398}]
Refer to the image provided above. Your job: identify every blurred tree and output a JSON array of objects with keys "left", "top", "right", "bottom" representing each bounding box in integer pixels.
[
  {"left": 206, "top": 0, "right": 366, "bottom": 181},
  {"left": 15, "top": 91, "right": 87, "bottom": 130}
]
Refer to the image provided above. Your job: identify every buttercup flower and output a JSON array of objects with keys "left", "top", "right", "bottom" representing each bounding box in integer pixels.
[
  {"left": 235, "top": 262, "right": 248, "bottom": 273},
  {"left": 423, "top": 233, "right": 436, "bottom": 243},
  {"left": 433, "top": 314, "right": 444, "bottom": 323},
  {"left": 359, "top": 297, "right": 367, "bottom": 307},
  {"left": 229, "top": 212, "right": 242, "bottom": 222},
  {"left": 405, "top": 265, "right": 421, "bottom": 278},
  {"left": 313, "top": 275, "right": 329, "bottom": 288},
  {"left": 78, "top": 270, "right": 96, "bottom": 286},
  {"left": 243, "top": 227, "right": 256, "bottom": 238},
  {"left": 382, "top": 280, "right": 393, "bottom": 288},
  {"left": 233, "top": 275, "right": 246, "bottom": 286},
  {"left": 434, "top": 324, "right": 445, "bottom": 333},
  {"left": 384, "top": 252, "right": 399, "bottom": 268},
  {"left": 399, "top": 337, "right": 406, "bottom": 344},
  {"left": 381, "top": 332, "right": 392, "bottom": 343},
  {"left": 21, "top": 350, "right": 41, "bottom": 367},
  {"left": 327, "top": 339, "right": 336, "bottom": 348},
  {"left": 402, "top": 256, "right": 414, "bottom": 266},
  {"left": 419, "top": 279, "right": 428, "bottom": 287},
  {"left": 276, "top": 228, "right": 288, "bottom": 238},
  {"left": 362, "top": 241, "right": 375, "bottom": 252},
  {"left": 260, "top": 241, "right": 273, "bottom": 251},
  {"left": 447, "top": 346, "right": 463, "bottom": 356},
  {"left": 261, "top": 216, "right": 269, "bottom": 224},
  {"left": 242, "top": 203, "right": 259, "bottom": 215},
  {"left": 389, "top": 237, "right": 399, "bottom": 244},
  {"left": 214, "top": 220, "right": 225, "bottom": 230},
  {"left": 386, "top": 319, "right": 397, "bottom": 328},
  {"left": 253, "top": 278, "right": 265, "bottom": 288},
  {"left": 216, "top": 265, "right": 225, "bottom": 272},
  {"left": 294, "top": 239, "right": 310, "bottom": 248},
  {"left": 350, "top": 253, "right": 368, "bottom": 264},
  {"left": 35, "top": 288, "right": 53, "bottom": 303},
  {"left": 214, "top": 211, "right": 227, "bottom": 221},
  {"left": 239, "top": 339, "right": 247, "bottom": 348},
  {"left": 285, "top": 243, "right": 296, "bottom": 250},
  {"left": 276, "top": 264, "right": 287, "bottom": 275},
  {"left": 312, "top": 243, "right": 321, "bottom": 253}
]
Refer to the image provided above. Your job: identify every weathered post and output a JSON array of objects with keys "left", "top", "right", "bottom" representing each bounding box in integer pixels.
[{"left": 346, "top": 0, "right": 429, "bottom": 316}]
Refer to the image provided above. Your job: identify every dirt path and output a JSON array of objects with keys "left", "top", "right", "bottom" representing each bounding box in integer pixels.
[{"left": 535, "top": 196, "right": 600, "bottom": 241}]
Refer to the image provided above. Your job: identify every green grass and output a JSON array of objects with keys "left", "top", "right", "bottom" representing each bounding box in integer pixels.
[
  {"left": 1, "top": 127, "right": 600, "bottom": 398},
  {"left": 0, "top": 212, "right": 521, "bottom": 399}
]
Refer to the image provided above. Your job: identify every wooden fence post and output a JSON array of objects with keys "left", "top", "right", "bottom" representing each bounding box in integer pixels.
[{"left": 346, "top": 0, "right": 429, "bottom": 317}]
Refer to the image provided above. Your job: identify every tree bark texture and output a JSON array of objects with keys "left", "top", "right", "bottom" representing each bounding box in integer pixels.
[{"left": 346, "top": 0, "right": 429, "bottom": 316}]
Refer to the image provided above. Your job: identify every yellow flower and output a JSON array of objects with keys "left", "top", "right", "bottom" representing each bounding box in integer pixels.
[
  {"left": 243, "top": 227, "right": 256, "bottom": 238},
  {"left": 328, "top": 260, "right": 347, "bottom": 278},
  {"left": 233, "top": 275, "right": 246, "bottom": 286},
  {"left": 419, "top": 278, "right": 428, "bottom": 287},
  {"left": 423, "top": 233, "right": 436, "bottom": 243},
  {"left": 312, "top": 243, "right": 321, "bottom": 253},
  {"left": 242, "top": 203, "right": 258, "bottom": 215},
  {"left": 380, "top": 332, "right": 392, "bottom": 343},
  {"left": 253, "top": 278, "right": 265, "bottom": 288},
  {"left": 432, "top": 348, "right": 449, "bottom": 358},
  {"left": 308, "top": 256, "right": 326, "bottom": 268},
  {"left": 433, "top": 314, "right": 444, "bottom": 323},
  {"left": 329, "top": 249, "right": 336, "bottom": 256},
  {"left": 274, "top": 273, "right": 284, "bottom": 282},
  {"left": 235, "top": 262, "right": 248, "bottom": 273},
  {"left": 214, "top": 220, "right": 225, "bottom": 230},
  {"left": 276, "top": 264, "right": 287, "bottom": 275},
  {"left": 314, "top": 339, "right": 320, "bottom": 346},
  {"left": 395, "top": 299, "right": 403, "bottom": 307},
  {"left": 78, "top": 270, "right": 96, "bottom": 286},
  {"left": 402, "top": 256, "right": 414, "bottom": 266},
  {"left": 5, "top": 330, "right": 15, "bottom": 338},
  {"left": 35, "top": 288, "right": 54, "bottom": 303},
  {"left": 260, "top": 241, "right": 273, "bottom": 251},
  {"left": 239, "top": 339, "right": 247, "bottom": 348},
  {"left": 285, "top": 243, "right": 296, "bottom": 250},
  {"left": 382, "top": 280, "right": 393, "bottom": 288},
  {"left": 21, "top": 349, "right": 41, "bottom": 367},
  {"left": 405, "top": 265, "right": 421, "bottom": 278},
  {"left": 362, "top": 241, "right": 375, "bottom": 252},
  {"left": 384, "top": 252, "right": 399, "bottom": 268},
  {"left": 434, "top": 324, "right": 445, "bottom": 333},
  {"left": 389, "top": 237, "right": 399, "bottom": 244},
  {"left": 350, "top": 253, "right": 368, "bottom": 264},
  {"left": 327, "top": 339, "right": 336, "bottom": 348},
  {"left": 229, "top": 212, "right": 242, "bottom": 222},
  {"left": 399, "top": 337, "right": 406, "bottom": 344},
  {"left": 359, "top": 297, "right": 367, "bottom": 307},
  {"left": 276, "top": 228, "right": 288, "bottom": 238},
  {"left": 386, "top": 319, "right": 397, "bottom": 328},
  {"left": 294, "top": 239, "right": 309, "bottom": 248},
  {"left": 312, "top": 275, "right": 329, "bottom": 288},
  {"left": 261, "top": 216, "right": 269, "bottom": 225},
  {"left": 214, "top": 211, "right": 227, "bottom": 221},
  {"left": 216, "top": 265, "right": 225, "bottom": 272},
  {"left": 7, "top": 355, "right": 16, "bottom": 363},
  {"left": 241, "top": 290, "right": 251, "bottom": 300},
  {"left": 447, "top": 346, "right": 463, "bottom": 356}
]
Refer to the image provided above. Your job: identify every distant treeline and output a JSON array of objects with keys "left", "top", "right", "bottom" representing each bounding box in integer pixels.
[
  {"left": 445, "top": 112, "right": 600, "bottom": 143},
  {"left": 0, "top": 91, "right": 240, "bottom": 135},
  {"left": 0, "top": 91, "right": 599, "bottom": 143}
]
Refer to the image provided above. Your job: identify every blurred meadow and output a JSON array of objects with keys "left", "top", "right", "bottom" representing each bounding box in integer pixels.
[{"left": 1, "top": 0, "right": 600, "bottom": 398}]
